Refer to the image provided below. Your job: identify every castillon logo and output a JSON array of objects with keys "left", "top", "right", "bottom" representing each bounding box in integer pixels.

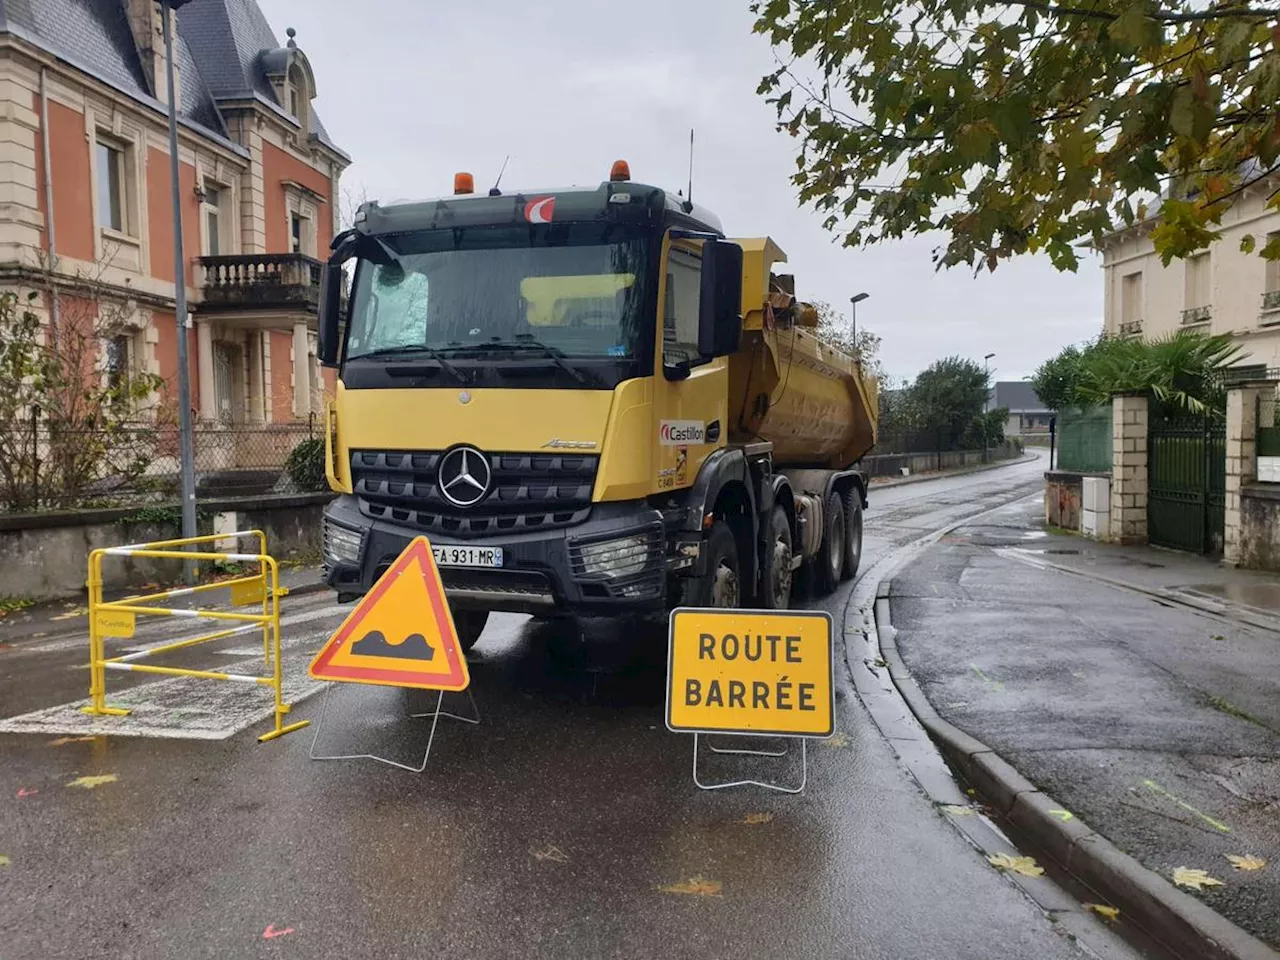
[
  {"left": 659, "top": 420, "right": 705, "bottom": 445},
  {"left": 523, "top": 196, "right": 556, "bottom": 224}
]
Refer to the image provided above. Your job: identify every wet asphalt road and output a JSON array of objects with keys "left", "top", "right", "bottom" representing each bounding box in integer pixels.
[
  {"left": 0, "top": 453, "right": 1128, "bottom": 960},
  {"left": 893, "top": 497, "right": 1280, "bottom": 949}
]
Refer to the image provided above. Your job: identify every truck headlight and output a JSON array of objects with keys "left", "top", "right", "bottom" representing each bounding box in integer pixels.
[
  {"left": 577, "top": 534, "right": 650, "bottom": 578},
  {"left": 323, "top": 519, "right": 364, "bottom": 566}
]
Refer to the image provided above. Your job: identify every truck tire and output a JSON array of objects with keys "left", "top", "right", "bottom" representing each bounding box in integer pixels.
[
  {"left": 841, "top": 488, "right": 863, "bottom": 581},
  {"left": 680, "top": 520, "right": 741, "bottom": 609},
  {"left": 810, "top": 491, "right": 845, "bottom": 596},
  {"left": 759, "top": 506, "right": 793, "bottom": 609},
  {"left": 453, "top": 609, "right": 489, "bottom": 652}
]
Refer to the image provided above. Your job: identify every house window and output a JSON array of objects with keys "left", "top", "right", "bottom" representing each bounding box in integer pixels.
[
  {"left": 1121, "top": 271, "right": 1143, "bottom": 325},
  {"left": 1185, "top": 252, "right": 1210, "bottom": 309},
  {"left": 1267, "top": 232, "right": 1280, "bottom": 294},
  {"left": 203, "top": 185, "right": 222, "bottom": 256},
  {"left": 106, "top": 334, "right": 132, "bottom": 393},
  {"left": 96, "top": 140, "right": 125, "bottom": 232},
  {"left": 291, "top": 213, "right": 303, "bottom": 254}
]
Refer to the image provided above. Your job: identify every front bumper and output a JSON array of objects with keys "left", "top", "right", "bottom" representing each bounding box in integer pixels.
[{"left": 323, "top": 495, "right": 668, "bottom": 615}]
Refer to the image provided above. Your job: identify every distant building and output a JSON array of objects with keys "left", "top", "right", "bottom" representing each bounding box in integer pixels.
[
  {"left": 990, "top": 382, "right": 1052, "bottom": 439},
  {"left": 1094, "top": 166, "right": 1280, "bottom": 367},
  {"left": 0, "top": 0, "right": 350, "bottom": 433}
]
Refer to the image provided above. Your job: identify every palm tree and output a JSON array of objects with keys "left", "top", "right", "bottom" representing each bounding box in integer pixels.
[{"left": 1075, "top": 331, "right": 1244, "bottom": 414}]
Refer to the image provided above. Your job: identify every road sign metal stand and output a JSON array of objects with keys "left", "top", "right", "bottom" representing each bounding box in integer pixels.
[
  {"left": 692, "top": 734, "right": 808, "bottom": 794},
  {"left": 308, "top": 682, "right": 481, "bottom": 774}
]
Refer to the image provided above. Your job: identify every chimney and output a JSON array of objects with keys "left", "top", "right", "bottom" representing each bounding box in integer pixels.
[{"left": 123, "top": 0, "right": 181, "bottom": 106}]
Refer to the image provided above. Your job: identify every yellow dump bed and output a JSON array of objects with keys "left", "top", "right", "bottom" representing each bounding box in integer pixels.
[{"left": 727, "top": 237, "right": 878, "bottom": 470}]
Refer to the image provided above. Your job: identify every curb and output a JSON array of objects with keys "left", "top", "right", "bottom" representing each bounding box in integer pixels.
[
  {"left": 874, "top": 579, "right": 1279, "bottom": 960},
  {"left": 869, "top": 452, "right": 1039, "bottom": 490}
]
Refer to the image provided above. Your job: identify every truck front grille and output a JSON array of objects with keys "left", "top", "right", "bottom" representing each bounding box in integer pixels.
[{"left": 351, "top": 449, "right": 598, "bottom": 539}]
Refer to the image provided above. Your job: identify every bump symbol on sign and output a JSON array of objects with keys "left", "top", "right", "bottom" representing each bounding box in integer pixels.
[{"left": 350, "top": 631, "right": 435, "bottom": 661}]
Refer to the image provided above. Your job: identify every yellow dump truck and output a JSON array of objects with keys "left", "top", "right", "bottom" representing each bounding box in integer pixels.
[{"left": 316, "top": 163, "right": 878, "bottom": 648}]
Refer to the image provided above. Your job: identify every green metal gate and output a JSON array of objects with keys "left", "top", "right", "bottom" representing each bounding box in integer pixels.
[{"left": 1147, "top": 413, "right": 1225, "bottom": 555}]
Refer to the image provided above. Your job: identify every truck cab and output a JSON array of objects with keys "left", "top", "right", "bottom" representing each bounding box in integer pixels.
[{"left": 318, "top": 164, "right": 873, "bottom": 647}]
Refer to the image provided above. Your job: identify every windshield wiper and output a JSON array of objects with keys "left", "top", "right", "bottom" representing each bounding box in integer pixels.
[
  {"left": 351, "top": 345, "right": 471, "bottom": 385},
  {"left": 480, "top": 336, "right": 591, "bottom": 386}
]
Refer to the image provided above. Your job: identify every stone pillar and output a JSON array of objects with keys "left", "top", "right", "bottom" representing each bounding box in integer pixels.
[
  {"left": 1110, "top": 394, "right": 1149, "bottom": 543},
  {"left": 195, "top": 318, "right": 216, "bottom": 422},
  {"left": 1225, "top": 384, "right": 1265, "bottom": 565},
  {"left": 247, "top": 330, "right": 266, "bottom": 423},
  {"left": 292, "top": 320, "right": 310, "bottom": 420}
]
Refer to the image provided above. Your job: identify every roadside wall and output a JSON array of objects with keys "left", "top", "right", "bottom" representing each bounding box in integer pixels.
[
  {"left": 1239, "top": 485, "right": 1280, "bottom": 569},
  {"left": 0, "top": 493, "right": 332, "bottom": 600},
  {"left": 863, "top": 442, "right": 1022, "bottom": 479}
]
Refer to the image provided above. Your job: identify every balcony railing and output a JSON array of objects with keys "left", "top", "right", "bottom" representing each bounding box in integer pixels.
[
  {"left": 1263, "top": 290, "right": 1280, "bottom": 313},
  {"left": 1118, "top": 319, "right": 1143, "bottom": 337},
  {"left": 1181, "top": 305, "right": 1211, "bottom": 325},
  {"left": 197, "top": 253, "right": 323, "bottom": 311}
]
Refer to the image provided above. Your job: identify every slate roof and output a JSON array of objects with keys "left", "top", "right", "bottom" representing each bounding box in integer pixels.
[
  {"left": 0, "top": 0, "right": 344, "bottom": 159},
  {"left": 990, "top": 381, "right": 1046, "bottom": 414}
]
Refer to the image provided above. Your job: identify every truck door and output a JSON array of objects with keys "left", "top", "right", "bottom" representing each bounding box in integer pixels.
[{"left": 651, "top": 235, "right": 729, "bottom": 496}]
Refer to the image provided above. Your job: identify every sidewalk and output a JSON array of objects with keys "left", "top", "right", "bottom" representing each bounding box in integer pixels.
[
  {"left": 0, "top": 563, "right": 329, "bottom": 648},
  {"left": 886, "top": 497, "right": 1280, "bottom": 955}
]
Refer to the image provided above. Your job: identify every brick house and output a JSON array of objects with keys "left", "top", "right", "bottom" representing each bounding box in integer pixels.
[{"left": 0, "top": 0, "right": 349, "bottom": 465}]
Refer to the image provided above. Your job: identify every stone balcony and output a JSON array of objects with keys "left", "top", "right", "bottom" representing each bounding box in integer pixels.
[{"left": 196, "top": 253, "right": 323, "bottom": 313}]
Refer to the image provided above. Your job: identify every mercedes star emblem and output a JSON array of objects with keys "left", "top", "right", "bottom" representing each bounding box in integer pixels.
[{"left": 437, "top": 446, "right": 491, "bottom": 507}]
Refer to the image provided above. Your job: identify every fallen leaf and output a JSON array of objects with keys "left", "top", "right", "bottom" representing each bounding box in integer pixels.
[
  {"left": 1226, "top": 855, "right": 1267, "bottom": 871},
  {"left": 658, "top": 877, "right": 723, "bottom": 897},
  {"left": 1084, "top": 903, "right": 1120, "bottom": 921},
  {"left": 987, "top": 853, "right": 1045, "bottom": 878},
  {"left": 51, "top": 607, "right": 87, "bottom": 621},
  {"left": 941, "top": 804, "right": 976, "bottom": 817},
  {"left": 532, "top": 844, "right": 569, "bottom": 863},
  {"left": 49, "top": 736, "right": 97, "bottom": 747},
  {"left": 1171, "top": 867, "right": 1224, "bottom": 891},
  {"left": 262, "top": 923, "right": 293, "bottom": 939},
  {"left": 15, "top": 788, "right": 37, "bottom": 798},
  {"left": 819, "top": 733, "right": 849, "bottom": 748},
  {"left": 742, "top": 812, "right": 774, "bottom": 825},
  {"left": 1048, "top": 809, "right": 1074, "bottom": 822},
  {"left": 0, "top": 855, "right": 9, "bottom": 867},
  {"left": 67, "top": 774, "right": 117, "bottom": 790}
]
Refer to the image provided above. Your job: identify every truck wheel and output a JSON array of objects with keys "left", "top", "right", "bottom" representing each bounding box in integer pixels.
[
  {"left": 452, "top": 609, "right": 489, "bottom": 652},
  {"left": 681, "top": 520, "right": 741, "bottom": 609},
  {"left": 759, "top": 506, "right": 793, "bottom": 609},
  {"left": 811, "top": 491, "right": 845, "bottom": 596},
  {"left": 841, "top": 488, "right": 863, "bottom": 581}
]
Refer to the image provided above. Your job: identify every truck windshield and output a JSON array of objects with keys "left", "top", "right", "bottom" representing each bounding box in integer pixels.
[{"left": 345, "top": 223, "right": 654, "bottom": 365}]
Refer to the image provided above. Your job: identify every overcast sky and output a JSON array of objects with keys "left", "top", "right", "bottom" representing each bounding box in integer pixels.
[{"left": 257, "top": 0, "right": 1102, "bottom": 383}]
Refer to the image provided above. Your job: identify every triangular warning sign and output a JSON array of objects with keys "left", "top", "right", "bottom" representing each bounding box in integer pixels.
[{"left": 309, "top": 537, "right": 470, "bottom": 691}]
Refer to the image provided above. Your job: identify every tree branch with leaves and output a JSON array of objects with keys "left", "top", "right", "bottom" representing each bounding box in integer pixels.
[{"left": 753, "top": 0, "right": 1280, "bottom": 271}]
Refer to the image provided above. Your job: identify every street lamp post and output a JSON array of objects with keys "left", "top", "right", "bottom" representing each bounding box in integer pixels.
[
  {"left": 160, "top": 0, "right": 198, "bottom": 569},
  {"left": 983, "top": 352, "right": 996, "bottom": 463},
  {"left": 850, "top": 292, "right": 869, "bottom": 359}
]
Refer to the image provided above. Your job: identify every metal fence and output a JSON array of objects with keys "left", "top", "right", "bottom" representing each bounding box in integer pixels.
[
  {"left": 1056, "top": 406, "right": 1113, "bottom": 473},
  {"left": 0, "top": 414, "right": 321, "bottom": 513}
]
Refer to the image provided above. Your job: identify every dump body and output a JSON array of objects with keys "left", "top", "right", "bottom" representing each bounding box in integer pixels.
[{"left": 728, "top": 238, "right": 879, "bottom": 470}]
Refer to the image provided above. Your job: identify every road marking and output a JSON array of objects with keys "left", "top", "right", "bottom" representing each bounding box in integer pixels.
[
  {"left": 0, "top": 610, "right": 346, "bottom": 740},
  {"left": 1142, "top": 779, "right": 1230, "bottom": 833}
]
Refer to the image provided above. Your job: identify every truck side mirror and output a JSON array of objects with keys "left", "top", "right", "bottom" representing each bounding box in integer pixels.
[
  {"left": 317, "top": 262, "right": 344, "bottom": 367},
  {"left": 698, "top": 239, "right": 743, "bottom": 358}
]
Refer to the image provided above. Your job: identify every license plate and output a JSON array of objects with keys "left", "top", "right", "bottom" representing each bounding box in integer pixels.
[{"left": 432, "top": 545, "right": 504, "bottom": 568}]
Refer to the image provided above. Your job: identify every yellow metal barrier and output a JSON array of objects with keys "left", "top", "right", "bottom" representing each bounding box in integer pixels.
[{"left": 84, "top": 530, "right": 310, "bottom": 743}]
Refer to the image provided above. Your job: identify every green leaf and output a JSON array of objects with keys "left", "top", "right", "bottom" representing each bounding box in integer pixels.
[{"left": 1241, "top": 234, "right": 1257, "bottom": 254}]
